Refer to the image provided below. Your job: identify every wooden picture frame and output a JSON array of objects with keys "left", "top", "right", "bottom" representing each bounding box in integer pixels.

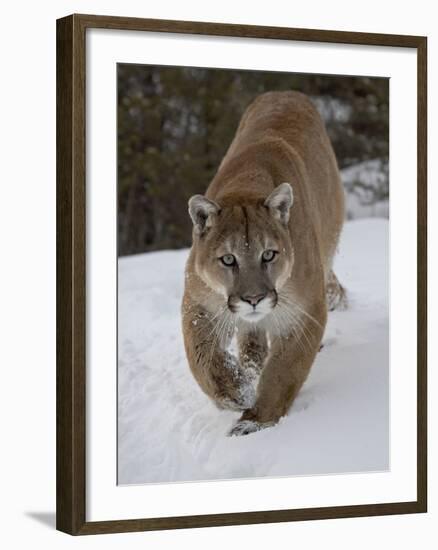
[{"left": 56, "top": 13, "right": 427, "bottom": 535}]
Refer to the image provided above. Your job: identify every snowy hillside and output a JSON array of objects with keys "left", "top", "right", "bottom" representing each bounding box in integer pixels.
[
  {"left": 341, "top": 160, "right": 389, "bottom": 220},
  {"left": 118, "top": 219, "right": 389, "bottom": 485}
]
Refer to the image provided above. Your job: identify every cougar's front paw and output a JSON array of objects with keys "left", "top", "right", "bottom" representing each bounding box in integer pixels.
[{"left": 228, "top": 418, "right": 274, "bottom": 437}]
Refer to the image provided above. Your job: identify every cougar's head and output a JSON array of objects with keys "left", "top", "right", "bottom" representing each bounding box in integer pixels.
[{"left": 188, "top": 183, "right": 294, "bottom": 323}]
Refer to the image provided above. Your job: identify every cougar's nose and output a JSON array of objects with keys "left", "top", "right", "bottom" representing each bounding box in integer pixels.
[{"left": 241, "top": 293, "right": 266, "bottom": 307}]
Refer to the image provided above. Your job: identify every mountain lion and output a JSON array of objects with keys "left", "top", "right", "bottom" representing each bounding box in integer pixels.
[{"left": 182, "top": 91, "right": 346, "bottom": 436}]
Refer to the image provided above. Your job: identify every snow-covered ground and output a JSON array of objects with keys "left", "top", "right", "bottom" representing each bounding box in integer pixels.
[
  {"left": 118, "top": 219, "right": 389, "bottom": 485},
  {"left": 341, "top": 160, "right": 389, "bottom": 220}
]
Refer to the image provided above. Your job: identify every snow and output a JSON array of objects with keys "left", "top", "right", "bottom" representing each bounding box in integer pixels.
[
  {"left": 341, "top": 159, "right": 389, "bottom": 220},
  {"left": 118, "top": 219, "right": 389, "bottom": 485}
]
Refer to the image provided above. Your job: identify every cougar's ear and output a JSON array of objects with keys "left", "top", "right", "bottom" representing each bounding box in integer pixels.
[
  {"left": 264, "top": 183, "right": 293, "bottom": 225},
  {"left": 188, "top": 195, "right": 220, "bottom": 234}
]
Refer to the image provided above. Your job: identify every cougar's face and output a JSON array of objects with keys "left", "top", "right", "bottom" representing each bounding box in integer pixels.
[{"left": 191, "top": 200, "right": 294, "bottom": 323}]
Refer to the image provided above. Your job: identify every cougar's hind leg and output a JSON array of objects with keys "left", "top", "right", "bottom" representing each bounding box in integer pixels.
[{"left": 326, "top": 270, "right": 348, "bottom": 311}]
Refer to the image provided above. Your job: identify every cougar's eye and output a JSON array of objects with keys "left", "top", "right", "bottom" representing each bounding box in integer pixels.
[
  {"left": 262, "top": 249, "right": 277, "bottom": 262},
  {"left": 221, "top": 254, "right": 236, "bottom": 267}
]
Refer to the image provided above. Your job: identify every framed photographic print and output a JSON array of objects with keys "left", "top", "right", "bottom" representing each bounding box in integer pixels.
[{"left": 56, "top": 14, "right": 427, "bottom": 535}]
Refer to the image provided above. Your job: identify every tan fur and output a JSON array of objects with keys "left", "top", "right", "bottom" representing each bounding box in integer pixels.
[{"left": 182, "top": 91, "right": 346, "bottom": 436}]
